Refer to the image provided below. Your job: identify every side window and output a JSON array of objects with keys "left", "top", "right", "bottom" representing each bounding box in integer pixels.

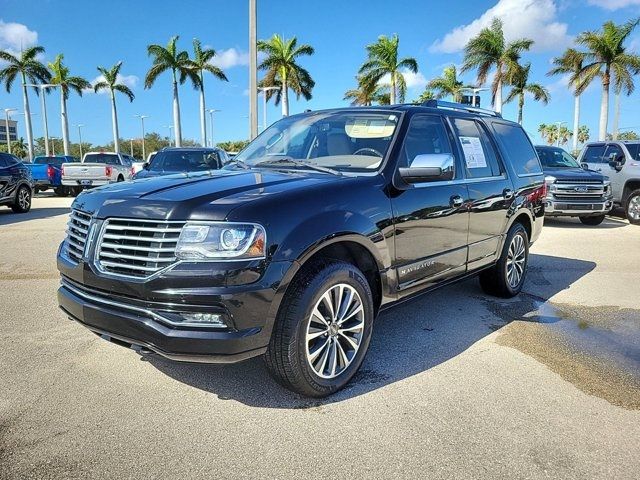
[
  {"left": 491, "top": 122, "right": 542, "bottom": 176},
  {"left": 582, "top": 145, "right": 606, "bottom": 163},
  {"left": 0, "top": 155, "right": 8, "bottom": 167},
  {"left": 604, "top": 144, "right": 624, "bottom": 163},
  {"left": 399, "top": 114, "right": 453, "bottom": 170},
  {"left": 450, "top": 118, "right": 502, "bottom": 178}
]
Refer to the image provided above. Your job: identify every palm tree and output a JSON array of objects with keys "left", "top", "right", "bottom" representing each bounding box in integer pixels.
[
  {"left": 145, "top": 36, "right": 197, "bottom": 147},
  {"left": 461, "top": 18, "right": 533, "bottom": 114},
  {"left": 10, "top": 137, "right": 28, "bottom": 159},
  {"left": 427, "top": 65, "right": 470, "bottom": 102},
  {"left": 258, "top": 34, "right": 315, "bottom": 116},
  {"left": 549, "top": 48, "right": 585, "bottom": 152},
  {"left": 48, "top": 54, "right": 91, "bottom": 156},
  {"left": 577, "top": 125, "right": 590, "bottom": 145},
  {"left": 93, "top": 62, "right": 135, "bottom": 153},
  {"left": 538, "top": 124, "right": 555, "bottom": 145},
  {"left": 415, "top": 89, "right": 436, "bottom": 104},
  {"left": 575, "top": 18, "right": 640, "bottom": 141},
  {"left": 359, "top": 34, "right": 418, "bottom": 105},
  {"left": 0, "top": 46, "right": 51, "bottom": 161},
  {"left": 343, "top": 76, "right": 388, "bottom": 106},
  {"left": 191, "top": 39, "right": 228, "bottom": 147},
  {"left": 505, "top": 63, "right": 550, "bottom": 125}
]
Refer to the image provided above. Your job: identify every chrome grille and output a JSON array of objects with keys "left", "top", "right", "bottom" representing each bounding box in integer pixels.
[
  {"left": 552, "top": 182, "right": 605, "bottom": 202},
  {"left": 96, "top": 218, "right": 184, "bottom": 278},
  {"left": 65, "top": 210, "right": 92, "bottom": 263},
  {"left": 555, "top": 178, "right": 603, "bottom": 184}
]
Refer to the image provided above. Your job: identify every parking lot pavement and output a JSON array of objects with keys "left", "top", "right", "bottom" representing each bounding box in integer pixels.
[{"left": 1, "top": 195, "right": 639, "bottom": 479}]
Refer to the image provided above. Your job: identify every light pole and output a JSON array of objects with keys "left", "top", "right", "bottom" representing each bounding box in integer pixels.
[
  {"left": 3, "top": 108, "right": 17, "bottom": 154},
  {"left": 207, "top": 109, "right": 220, "bottom": 147},
  {"left": 461, "top": 87, "right": 490, "bottom": 107},
  {"left": 164, "top": 125, "right": 174, "bottom": 146},
  {"left": 249, "top": 0, "right": 258, "bottom": 139},
  {"left": 135, "top": 115, "right": 148, "bottom": 161},
  {"left": 130, "top": 138, "right": 134, "bottom": 157},
  {"left": 50, "top": 137, "right": 57, "bottom": 156},
  {"left": 258, "top": 87, "right": 279, "bottom": 131},
  {"left": 555, "top": 121, "right": 567, "bottom": 147},
  {"left": 26, "top": 84, "right": 58, "bottom": 156},
  {"left": 75, "top": 124, "right": 84, "bottom": 159}
]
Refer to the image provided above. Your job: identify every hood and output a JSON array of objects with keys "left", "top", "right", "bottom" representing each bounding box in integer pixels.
[
  {"left": 543, "top": 166, "right": 607, "bottom": 182},
  {"left": 71, "top": 168, "right": 340, "bottom": 221}
]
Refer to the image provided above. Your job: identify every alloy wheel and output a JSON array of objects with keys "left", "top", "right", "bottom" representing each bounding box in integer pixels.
[
  {"left": 305, "top": 283, "right": 365, "bottom": 379},
  {"left": 628, "top": 195, "right": 640, "bottom": 221},
  {"left": 506, "top": 233, "right": 526, "bottom": 288},
  {"left": 18, "top": 188, "right": 30, "bottom": 210}
]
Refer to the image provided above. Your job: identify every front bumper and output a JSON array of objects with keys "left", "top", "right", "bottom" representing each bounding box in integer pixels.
[{"left": 545, "top": 197, "right": 613, "bottom": 217}]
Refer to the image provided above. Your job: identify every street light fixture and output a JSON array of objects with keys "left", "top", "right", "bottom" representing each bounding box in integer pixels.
[
  {"left": 207, "top": 109, "right": 221, "bottom": 147},
  {"left": 26, "top": 83, "right": 58, "bottom": 156},
  {"left": 50, "top": 137, "right": 58, "bottom": 156},
  {"left": 554, "top": 121, "right": 567, "bottom": 147},
  {"left": 3, "top": 108, "right": 17, "bottom": 154},
  {"left": 135, "top": 115, "right": 148, "bottom": 161},
  {"left": 461, "top": 87, "right": 490, "bottom": 107},
  {"left": 74, "top": 124, "right": 84, "bottom": 159},
  {"left": 258, "top": 87, "right": 280, "bottom": 131}
]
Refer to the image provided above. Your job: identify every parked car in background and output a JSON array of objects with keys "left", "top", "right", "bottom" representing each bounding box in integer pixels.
[
  {"left": 61, "top": 152, "right": 135, "bottom": 189},
  {"left": 535, "top": 145, "right": 612, "bottom": 225},
  {"left": 577, "top": 141, "right": 640, "bottom": 224},
  {"left": 57, "top": 101, "right": 545, "bottom": 397},
  {"left": 133, "top": 147, "right": 229, "bottom": 179},
  {"left": 27, "top": 155, "right": 82, "bottom": 196},
  {"left": 0, "top": 152, "right": 33, "bottom": 213}
]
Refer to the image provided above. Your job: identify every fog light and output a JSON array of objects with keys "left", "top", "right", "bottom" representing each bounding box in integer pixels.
[{"left": 179, "top": 312, "right": 226, "bottom": 326}]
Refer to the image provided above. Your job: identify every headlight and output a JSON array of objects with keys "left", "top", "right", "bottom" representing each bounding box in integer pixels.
[
  {"left": 175, "top": 222, "right": 266, "bottom": 261},
  {"left": 544, "top": 175, "right": 556, "bottom": 195}
]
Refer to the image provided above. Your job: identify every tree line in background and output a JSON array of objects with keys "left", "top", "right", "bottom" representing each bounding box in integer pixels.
[{"left": 1, "top": 16, "right": 639, "bottom": 161}]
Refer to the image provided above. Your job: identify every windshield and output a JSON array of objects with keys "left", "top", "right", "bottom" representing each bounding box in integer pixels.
[
  {"left": 535, "top": 147, "right": 580, "bottom": 169},
  {"left": 234, "top": 111, "right": 400, "bottom": 172},
  {"left": 148, "top": 150, "right": 221, "bottom": 172}
]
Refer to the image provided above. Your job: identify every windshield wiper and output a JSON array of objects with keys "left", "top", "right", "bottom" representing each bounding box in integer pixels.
[
  {"left": 254, "top": 157, "right": 343, "bottom": 176},
  {"left": 232, "top": 158, "right": 251, "bottom": 170}
]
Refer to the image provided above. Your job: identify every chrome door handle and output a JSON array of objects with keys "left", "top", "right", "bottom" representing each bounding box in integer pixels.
[
  {"left": 503, "top": 188, "right": 514, "bottom": 200},
  {"left": 450, "top": 195, "right": 464, "bottom": 208}
]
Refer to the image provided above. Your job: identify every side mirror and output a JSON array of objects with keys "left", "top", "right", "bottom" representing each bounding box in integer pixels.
[
  {"left": 581, "top": 163, "right": 589, "bottom": 170},
  {"left": 399, "top": 154, "right": 455, "bottom": 184},
  {"left": 608, "top": 158, "right": 623, "bottom": 170},
  {"left": 142, "top": 162, "right": 149, "bottom": 170}
]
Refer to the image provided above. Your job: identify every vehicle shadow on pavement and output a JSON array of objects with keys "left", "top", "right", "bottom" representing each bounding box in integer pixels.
[
  {"left": 544, "top": 217, "right": 628, "bottom": 229},
  {"left": 0, "top": 207, "right": 70, "bottom": 226},
  {"left": 148, "top": 253, "right": 596, "bottom": 408}
]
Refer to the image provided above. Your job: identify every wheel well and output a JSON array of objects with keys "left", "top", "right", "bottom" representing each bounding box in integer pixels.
[
  {"left": 300, "top": 241, "right": 382, "bottom": 314},
  {"left": 117, "top": 174, "right": 124, "bottom": 180},
  {"left": 513, "top": 213, "right": 532, "bottom": 239},
  {"left": 623, "top": 180, "right": 640, "bottom": 203}
]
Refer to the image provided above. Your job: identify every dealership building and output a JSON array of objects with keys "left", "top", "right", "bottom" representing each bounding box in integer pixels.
[{"left": 0, "top": 119, "right": 18, "bottom": 143}]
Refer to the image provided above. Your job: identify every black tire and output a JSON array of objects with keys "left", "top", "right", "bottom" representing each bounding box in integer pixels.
[
  {"left": 479, "top": 222, "right": 529, "bottom": 298},
  {"left": 54, "top": 186, "right": 69, "bottom": 197},
  {"left": 625, "top": 189, "right": 640, "bottom": 225},
  {"left": 11, "top": 185, "right": 31, "bottom": 213},
  {"left": 265, "top": 261, "right": 375, "bottom": 397},
  {"left": 579, "top": 215, "right": 605, "bottom": 226}
]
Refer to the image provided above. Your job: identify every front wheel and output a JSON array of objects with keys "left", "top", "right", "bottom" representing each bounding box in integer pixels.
[
  {"left": 479, "top": 222, "right": 529, "bottom": 298},
  {"left": 626, "top": 189, "right": 640, "bottom": 225},
  {"left": 265, "top": 261, "right": 375, "bottom": 397},
  {"left": 11, "top": 185, "right": 31, "bottom": 213},
  {"left": 579, "top": 215, "right": 605, "bottom": 226}
]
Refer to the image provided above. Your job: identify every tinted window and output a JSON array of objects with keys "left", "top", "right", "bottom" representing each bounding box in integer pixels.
[
  {"left": 582, "top": 145, "right": 606, "bottom": 163},
  {"left": 149, "top": 150, "right": 222, "bottom": 172},
  {"left": 604, "top": 144, "right": 624, "bottom": 162},
  {"left": 491, "top": 122, "right": 542, "bottom": 176},
  {"left": 398, "top": 114, "right": 452, "bottom": 170},
  {"left": 84, "top": 153, "right": 120, "bottom": 165},
  {"left": 626, "top": 144, "right": 640, "bottom": 161},
  {"left": 535, "top": 147, "right": 580, "bottom": 169},
  {"left": 33, "top": 156, "right": 72, "bottom": 166},
  {"left": 451, "top": 118, "right": 502, "bottom": 178}
]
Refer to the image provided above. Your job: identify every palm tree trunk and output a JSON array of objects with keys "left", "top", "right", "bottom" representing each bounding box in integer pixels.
[
  {"left": 494, "top": 76, "right": 503, "bottom": 114},
  {"left": 598, "top": 72, "right": 609, "bottom": 141},
  {"left": 21, "top": 73, "right": 34, "bottom": 161},
  {"left": 173, "top": 74, "right": 182, "bottom": 147},
  {"left": 199, "top": 73, "right": 207, "bottom": 147},
  {"left": 110, "top": 89, "right": 120, "bottom": 153},
  {"left": 572, "top": 94, "right": 580, "bottom": 153},
  {"left": 60, "top": 91, "right": 71, "bottom": 156},
  {"left": 390, "top": 74, "right": 396, "bottom": 105},
  {"left": 517, "top": 93, "right": 524, "bottom": 125},
  {"left": 612, "top": 91, "right": 620, "bottom": 140}
]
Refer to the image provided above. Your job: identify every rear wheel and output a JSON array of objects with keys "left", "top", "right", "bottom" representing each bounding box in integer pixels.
[
  {"left": 11, "top": 185, "right": 31, "bottom": 213},
  {"left": 479, "top": 222, "right": 529, "bottom": 298},
  {"left": 265, "top": 261, "right": 374, "bottom": 397},
  {"left": 579, "top": 215, "right": 605, "bottom": 226},
  {"left": 626, "top": 189, "right": 640, "bottom": 225}
]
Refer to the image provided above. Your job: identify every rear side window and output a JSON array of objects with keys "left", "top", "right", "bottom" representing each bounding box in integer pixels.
[
  {"left": 450, "top": 118, "right": 502, "bottom": 178},
  {"left": 582, "top": 145, "right": 606, "bottom": 163},
  {"left": 491, "top": 122, "right": 542, "bottom": 176}
]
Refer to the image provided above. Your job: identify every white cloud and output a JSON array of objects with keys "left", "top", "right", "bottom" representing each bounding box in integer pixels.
[
  {"left": 0, "top": 19, "right": 38, "bottom": 56},
  {"left": 86, "top": 74, "right": 139, "bottom": 94},
  {"left": 587, "top": 0, "right": 640, "bottom": 10},
  {"left": 211, "top": 48, "right": 249, "bottom": 69},
  {"left": 402, "top": 70, "right": 427, "bottom": 89},
  {"left": 430, "top": 0, "right": 571, "bottom": 53}
]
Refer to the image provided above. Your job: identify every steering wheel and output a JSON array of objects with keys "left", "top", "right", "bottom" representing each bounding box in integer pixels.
[{"left": 353, "top": 147, "right": 383, "bottom": 157}]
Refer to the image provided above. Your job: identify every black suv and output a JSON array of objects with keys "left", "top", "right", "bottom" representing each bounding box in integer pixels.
[
  {"left": 57, "top": 101, "right": 545, "bottom": 397},
  {"left": 0, "top": 152, "right": 33, "bottom": 213}
]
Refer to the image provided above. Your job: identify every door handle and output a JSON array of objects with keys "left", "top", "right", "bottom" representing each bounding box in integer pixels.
[
  {"left": 503, "top": 188, "right": 514, "bottom": 200},
  {"left": 450, "top": 195, "right": 464, "bottom": 208}
]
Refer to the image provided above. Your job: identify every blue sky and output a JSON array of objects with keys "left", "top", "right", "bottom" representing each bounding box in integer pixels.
[{"left": 1, "top": 0, "right": 639, "bottom": 147}]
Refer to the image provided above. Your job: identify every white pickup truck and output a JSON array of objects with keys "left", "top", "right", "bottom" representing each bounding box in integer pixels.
[{"left": 61, "top": 152, "right": 135, "bottom": 188}]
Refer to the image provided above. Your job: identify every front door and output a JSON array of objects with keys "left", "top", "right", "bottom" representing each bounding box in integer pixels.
[
  {"left": 603, "top": 143, "right": 626, "bottom": 201},
  {"left": 391, "top": 114, "right": 469, "bottom": 294},
  {"left": 581, "top": 143, "right": 607, "bottom": 173}
]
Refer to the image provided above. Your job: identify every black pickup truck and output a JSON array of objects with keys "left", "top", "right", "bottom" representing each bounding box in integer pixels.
[{"left": 57, "top": 101, "right": 545, "bottom": 397}]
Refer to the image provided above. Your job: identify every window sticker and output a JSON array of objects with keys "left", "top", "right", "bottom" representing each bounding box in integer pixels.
[{"left": 459, "top": 136, "right": 487, "bottom": 168}]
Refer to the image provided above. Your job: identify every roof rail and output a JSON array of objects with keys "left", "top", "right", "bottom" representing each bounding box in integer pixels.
[{"left": 422, "top": 99, "right": 502, "bottom": 118}]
